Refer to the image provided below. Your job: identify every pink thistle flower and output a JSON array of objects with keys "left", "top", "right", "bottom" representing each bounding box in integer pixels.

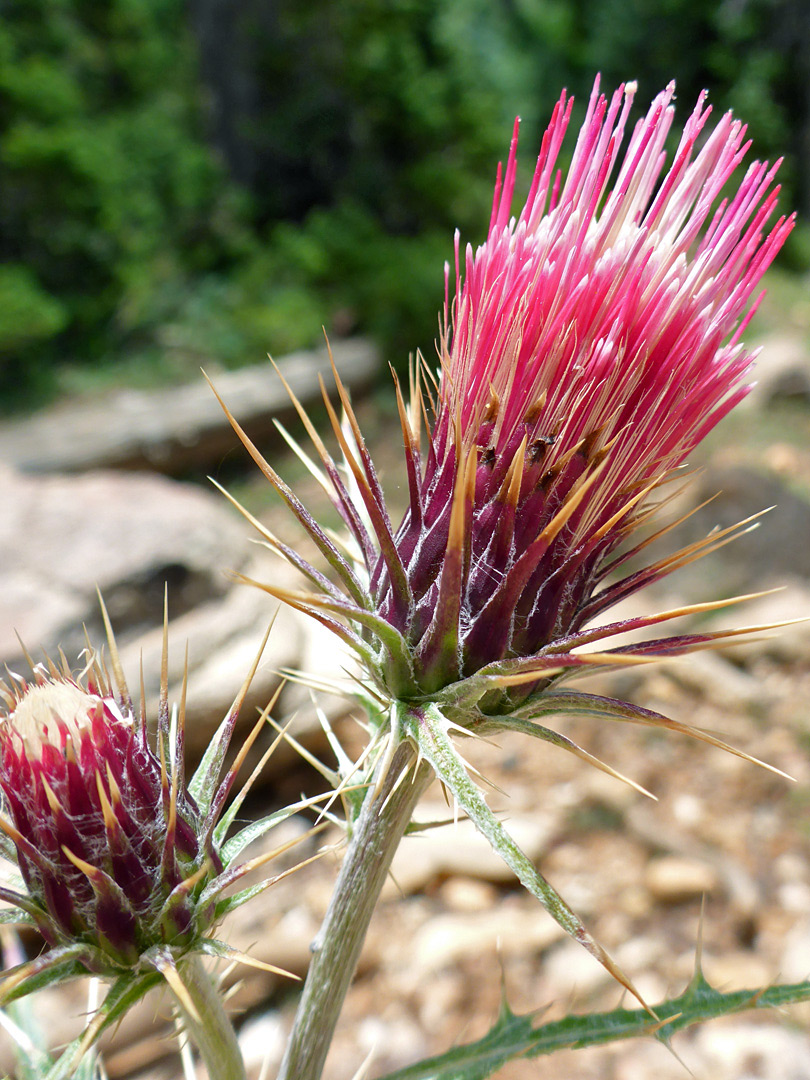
[
  {"left": 368, "top": 77, "right": 795, "bottom": 702},
  {"left": 217, "top": 78, "right": 793, "bottom": 718},
  {"left": 211, "top": 79, "right": 794, "bottom": 998}
]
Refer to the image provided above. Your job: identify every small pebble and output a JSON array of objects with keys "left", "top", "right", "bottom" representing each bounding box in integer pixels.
[
  {"left": 645, "top": 856, "right": 719, "bottom": 904},
  {"left": 437, "top": 876, "right": 498, "bottom": 912}
]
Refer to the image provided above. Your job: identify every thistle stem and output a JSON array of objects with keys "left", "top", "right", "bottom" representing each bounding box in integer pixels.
[
  {"left": 279, "top": 737, "right": 433, "bottom": 1080},
  {"left": 172, "top": 954, "right": 246, "bottom": 1080}
]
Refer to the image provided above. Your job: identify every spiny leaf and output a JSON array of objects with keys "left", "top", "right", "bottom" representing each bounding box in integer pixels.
[
  {"left": 582, "top": 508, "right": 771, "bottom": 623},
  {"left": 218, "top": 793, "right": 332, "bottom": 864},
  {"left": 375, "top": 976, "right": 810, "bottom": 1080},
  {"left": 478, "top": 715, "right": 655, "bottom": 799},
  {"left": 198, "top": 937, "right": 299, "bottom": 980},
  {"left": 187, "top": 631, "right": 268, "bottom": 814},
  {"left": 203, "top": 371, "right": 369, "bottom": 606},
  {"left": 200, "top": 822, "right": 328, "bottom": 905},
  {"left": 148, "top": 948, "right": 201, "bottom": 1023},
  {"left": 270, "top": 376, "right": 378, "bottom": 567},
  {"left": 211, "top": 477, "right": 362, "bottom": 605},
  {"left": 376, "top": 997, "right": 536, "bottom": 1080},
  {"left": 402, "top": 702, "right": 645, "bottom": 1008},
  {"left": 318, "top": 371, "right": 413, "bottom": 622},
  {"left": 551, "top": 588, "right": 783, "bottom": 653},
  {"left": 434, "top": 649, "right": 659, "bottom": 714},
  {"left": 521, "top": 688, "right": 792, "bottom": 779},
  {"left": 0, "top": 945, "right": 89, "bottom": 1006},
  {"left": 212, "top": 843, "right": 333, "bottom": 918},
  {"left": 202, "top": 677, "right": 284, "bottom": 846},
  {"left": 213, "top": 879, "right": 278, "bottom": 920},
  {"left": 187, "top": 713, "right": 241, "bottom": 815},
  {"left": 233, "top": 575, "right": 379, "bottom": 664}
]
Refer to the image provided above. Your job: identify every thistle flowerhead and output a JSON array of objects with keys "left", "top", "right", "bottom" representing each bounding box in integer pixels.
[
  {"left": 0, "top": 668, "right": 205, "bottom": 967},
  {"left": 217, "top": 77, "right": 793, "bottom": 722},
  {"left": 0, "top": 609, "right": 321, "bottom": 1055},
  {"left": 212, "top": 79, "right": 794, "bottom": 996}
]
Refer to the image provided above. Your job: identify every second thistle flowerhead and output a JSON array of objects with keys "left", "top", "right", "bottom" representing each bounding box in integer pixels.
[
  {"left": 0, "top": 609, "right": 321, "bottom": 1045},
  {"left": 0, "top": 669, "right": 205, "bottom": 968},
  {"left": 216, "top": 77, "right": 793, "bottom": 722}
]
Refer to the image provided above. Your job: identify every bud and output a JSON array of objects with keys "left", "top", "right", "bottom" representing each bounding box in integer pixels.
[
  {"left": 0, "top": 611, "right": 321, "bottom": 1045},
  {"left": 0, "top": 666, "right": 208, "bottom": 970}
]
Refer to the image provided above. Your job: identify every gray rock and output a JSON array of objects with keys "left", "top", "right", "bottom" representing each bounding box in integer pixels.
[
  {"left": 0, "top": 460, "right": 356, "bottom": 777},
  {"left": 0, "top": 464, "right": 248, "bottom": 672},
  {"left": 644, "top": 855, "right": 720, "bottom": 904},
  {"left": 742, "top": 333, "right": 810, "bottom": 410},
  {"left": 693, "top": 1022, "right": 810, "bottom": 1080},
  {"left": 650, "top": 464, "right": 810, "bottom": 602},
  {"left": 0, "top": 338, "right": 378, "bottom": 475},
  {"left": 404, "top": 904, "right": 563, "bottom": 978}
]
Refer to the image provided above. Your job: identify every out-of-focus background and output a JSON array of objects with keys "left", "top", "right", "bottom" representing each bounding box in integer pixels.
[
  {"left": 2, "top": 0, "right": 810, "bottom": 411},
  {"left": 3, "top": 2, "right": 810, "bottom": 1079}
]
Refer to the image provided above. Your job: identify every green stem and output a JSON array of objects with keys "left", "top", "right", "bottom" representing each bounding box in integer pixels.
[
  {"left": 171, "top": 954, "right": 245, "bottom": 1080},
  {"left": 279, "top": 737, "right": 433, "bottom": 1080}
]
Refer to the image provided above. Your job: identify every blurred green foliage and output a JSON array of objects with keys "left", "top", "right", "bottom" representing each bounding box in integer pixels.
[{"left": 1, "top": 0, "right": 807, "bottom": 411}]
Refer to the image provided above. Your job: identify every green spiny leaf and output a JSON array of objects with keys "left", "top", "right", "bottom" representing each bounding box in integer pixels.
[
  {"left": 197, "top": 937, "right": 240, "bottom": 962},
  {"left": 476, "top": 715, "right": 654, "bottom": 799},
  {"left": 187, "top": 713, "right": 236, "bottom": 814},
  {"left": 216, "top": 795, "right": 318, "bottom": 860},
  {"left": 0, "top": 946, "right": 89, "bottom": 1006},
  {"left": 213, "top": 879, "right": 276, "bottom": 919},
  {"left": 376, "top": 977, "right": 810, "bottom": 1080},
  {"left": 376, "top": 997, "right": 535, "bottom": 1080},
  {"left": 403, "top": 703, "right": 640, "bottom": 1002}
]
